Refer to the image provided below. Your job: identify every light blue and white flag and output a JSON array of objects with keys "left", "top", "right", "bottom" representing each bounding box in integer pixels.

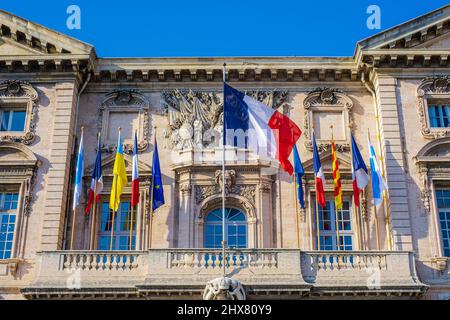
[
  {"left": 72, "top": 130, "right": 85, "bottom": 210},
  {"left": 368, "top": 135, "right": 388, "bottom": 206}
]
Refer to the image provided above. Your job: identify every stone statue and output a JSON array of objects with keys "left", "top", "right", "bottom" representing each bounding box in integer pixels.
[
  {"left": 215, "top": 170, "right": 236, "bottom": 194},
  {"left": 203, "top": 277, "right": 246, "bottom": 300}
]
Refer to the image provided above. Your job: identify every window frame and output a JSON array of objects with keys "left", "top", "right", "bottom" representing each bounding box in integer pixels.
[
  {"left": 315, "top": 198, "right": 354, "bottom": 251},
  {"left": 0, "top": 191, "right": 19, "bottom": 260},
  {"left": 0, "top": 106, "right": 27, "bottom": 132},
  {"left": 434, "top": 187, "right": 450, "bottom": 257},
  {"left": 204, "top": 207, "right": 248, "bottom": 249},
  {"left": 0, "top": 81, "right": 39, "bottom": 145}
]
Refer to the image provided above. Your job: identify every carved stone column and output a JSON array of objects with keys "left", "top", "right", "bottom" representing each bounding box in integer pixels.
[
  {"left": 259, "top": 180, "right": 273, "bottom": 248},
  {"left": 177, "top": 170, "right": 193, "bottom": 247}
]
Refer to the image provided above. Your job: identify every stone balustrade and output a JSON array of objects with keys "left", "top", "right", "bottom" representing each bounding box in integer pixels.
[{"left": 20, "top": 249, "right": 427, "bottom": 299}]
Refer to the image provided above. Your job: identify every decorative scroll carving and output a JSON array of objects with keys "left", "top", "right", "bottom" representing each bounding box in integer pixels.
[
  {"left": 417, "top": 76, "right": 450, "bottom": 139},
  {"left": 162, "top": 89, "right": 289, "bottom": 150},
  {"left": 0, "top": 80, "right": 39, "bottom": 145},
  {"left": 303, "top": 88, "right": 353, "bottom": 151},
  {"left": 195, "top": 183, "right": 256, "bottom": 205},
  {"left": 98, "top": 89, "right": 149, "bottom": 153}
]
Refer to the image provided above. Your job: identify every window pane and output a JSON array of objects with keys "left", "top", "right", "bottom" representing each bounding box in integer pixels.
[
  {"left": 10, "top": 111, "right": 26, "bottom": 131},
  {"left": 0, "top": 192, "right": 18, "bottom": 260},
  {"left": 98, "top": 201, "right": 135, "bottom": 250},
  {"left": 204, "top": 208, "right": 247, "bottom": 249},
  {"left": 0, "top": 111, "right": 10, "bottom": 131}
]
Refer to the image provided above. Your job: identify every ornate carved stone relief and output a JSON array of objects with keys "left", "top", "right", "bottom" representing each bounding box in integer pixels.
[
  {"left": 417, "top": 76, "right": 450, "bottom": 139},
  {"left": 98, "top": 90, "right": 149, "bottom": 153},
  {"left": 303, "top": 88, "right": 353, "bottom": 152},
  {"left": 0, "top": 80, "right": 39, "bottom": 145},
  {"left": 162, "top": 89, "right": 289, "bottom": 150}
]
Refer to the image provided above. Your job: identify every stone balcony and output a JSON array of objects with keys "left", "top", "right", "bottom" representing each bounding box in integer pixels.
[{"left": 21, "top": 249, "right": 427, "bottom": 299}]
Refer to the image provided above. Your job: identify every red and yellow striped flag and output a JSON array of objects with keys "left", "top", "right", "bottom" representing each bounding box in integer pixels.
[{"left": 331, "top": 135, "right": 343, "bottom": 210}]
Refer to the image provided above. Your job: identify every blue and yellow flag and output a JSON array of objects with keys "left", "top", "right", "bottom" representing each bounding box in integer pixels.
[
  {"left": 109, "top": 129, "right": 128, "bottom": 211},
  {"left": 293, "top": 145, "right": 305, "bottom": 209}
]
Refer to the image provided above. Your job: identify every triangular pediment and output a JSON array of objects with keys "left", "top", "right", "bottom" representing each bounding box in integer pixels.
[
  {"left": 357, "top": 4, "right": 450, "bottom": 51},
  {"left": 85, "top": 153, "right": 151, "bottom": 177},
  {"left": 303, "top": 152, "right": 351, "bottom": 173},
  {"left": 0, "top": 10, "right": 93, "bottom": 56}
]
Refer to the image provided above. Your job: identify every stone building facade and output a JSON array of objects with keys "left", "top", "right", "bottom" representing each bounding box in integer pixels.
[{"left": 0, "top": 6, "right": 449, "bottom": 299}]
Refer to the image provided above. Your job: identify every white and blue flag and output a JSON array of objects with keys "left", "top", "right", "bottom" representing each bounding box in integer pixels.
[
  {"left": 368, "top": 136, "right": 388, "bottom": 206},
  {"left": 72, "top": 130, "right": 84, "bottom": 210}
]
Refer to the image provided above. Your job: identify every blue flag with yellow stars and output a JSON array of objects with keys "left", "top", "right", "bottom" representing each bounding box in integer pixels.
[
  {"left": 293, "top": 145, "right": 305, "bottom": 209},
  {"left": 151, "top": 139, "right": 165, "bottom": 211}
]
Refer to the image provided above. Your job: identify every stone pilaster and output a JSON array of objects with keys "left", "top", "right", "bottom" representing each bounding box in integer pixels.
[
  {"left": 40, "top": 82, "right": 78, "bottom": 250},
  {"left": 372, "top": 73, "right": 413, "bottom": 250}
]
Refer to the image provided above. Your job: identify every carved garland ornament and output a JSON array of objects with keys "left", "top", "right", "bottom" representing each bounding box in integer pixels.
[
  {"left": 0, "top": 80, "right": 39, "bottom": 145},
  {"left": 98, "top": 89, "right": 150, "bottom": 153},
  {"left": 162, "top": 89, "right": 289, "bottom": 150},
  {"left": 303, "top": 87, "right": 353, "bottom": 152},
  {"left": 417, "top": 76, "right": 450, "bottom": 139}
]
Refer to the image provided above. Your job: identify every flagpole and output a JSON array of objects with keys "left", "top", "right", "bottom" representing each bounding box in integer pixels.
[
  {"left": 110, "top": 127, "right": 121, "bottom": 251},
  {"left": 221, "top": 63, "right": 227, "bottom": 276},
  {"left": 348, "top": 127, "right": 362, "bottom": 250},
  {"left": 130, "top": 204, "right": 134, "bottom": 250},
  {"left": 89, "top": 132, "right": 101, "bottom": 250},
  {"left": 293, "top": 171, "right": 300, "bottom": 248},
  {"left": 70, "top": 126, "right": 83, "bottom": 250},
  {"left": 148, "top": 126, "right": 156, "bottom": 249},
  {"left": 312, "top": 129, "right": 321, "bottom": 251},
  {"left": 330, "top": 126, "right": 341, "bottom": 250},
  {"left": 368, "top": 130, "right": 381, "bottom": 250}
]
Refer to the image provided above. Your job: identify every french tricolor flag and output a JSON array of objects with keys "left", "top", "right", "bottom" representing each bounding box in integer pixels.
[
  {"left": 131, "top": 131, "right": 139, "bottom": 207},
  {"left": 351, "top": 134, "right": 369, "bottom": 207},
  {"left": 312, "top": 133, "right": 326, "bottom": 208},
  {"left": 223, "top": 83, "right": 301, "bottom": 175},
  {"left": 85, "top": 135, "right": 103, "bottom": 214}
]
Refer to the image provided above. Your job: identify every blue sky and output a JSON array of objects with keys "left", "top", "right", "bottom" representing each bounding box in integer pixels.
[{"left": 1, "top": 1, "right": 448, "bottom": 57}]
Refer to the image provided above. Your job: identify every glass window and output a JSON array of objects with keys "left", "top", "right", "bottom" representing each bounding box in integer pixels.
[
  {"left": 0, "top": 109, "right": 26, "bottom": 132},
  {"left": 429, "top": 105, "right": 450, "bottom": 128},
  {"left": 98, "top": 201, "right": 136, "bottom": 250},
  {"left": 0, "top": 192, "right": 18, "bottom": 259},
  {"left": 204, "top": 208, "right": 247, "bottom": 249},
  {"left": 435, "top": 189, "right": 450, "bottom": 257},
  {"left": 315, "top": 199, "right": 353, "bottom": 251}
]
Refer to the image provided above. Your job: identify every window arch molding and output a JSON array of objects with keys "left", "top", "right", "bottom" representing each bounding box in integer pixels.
[{"left": 417, "top": 76, "right": 450, "bottom": 139}]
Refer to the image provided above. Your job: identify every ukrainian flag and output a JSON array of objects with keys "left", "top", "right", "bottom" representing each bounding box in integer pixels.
[{"left": 110, "top": 129, "right": 128, "bottom": 211}]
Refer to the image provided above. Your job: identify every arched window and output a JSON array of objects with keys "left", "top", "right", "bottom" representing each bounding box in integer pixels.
[{"left": 204, "top": 208, "right": 247, "bottom": 249}]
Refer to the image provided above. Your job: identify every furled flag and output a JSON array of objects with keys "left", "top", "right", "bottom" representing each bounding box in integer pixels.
[
  {"left": 350, "top": 134, "right": 369, "bottom": 207},
  {"left": 293, "top": 145, "right": 305, "bottom": 209},
  {"left": 109, "top": 129, "right": 128, "bottom": 212},
  {"left": 368, "top": 134, "right": 388, "bottom": 206},
  {"left": 151, "top": 138, "right": 165, "bottom": 211},
  {"left": 223, "top": 83, "right": 302, "bottom": 175},
  {"left": 312, "top": 133, "right": 326, "bottom": 208},
  {"left": 85, "top": 134, "right": 103, "bottom": 214},
  {"left": 331, "top": 132, "right": 343, "bottom": 210},
  {"left": 131, "top": 131, "right": 140, "bottom": 207},
  {"left": 72, "top": 129, "right": 84, "bottom": 211}
]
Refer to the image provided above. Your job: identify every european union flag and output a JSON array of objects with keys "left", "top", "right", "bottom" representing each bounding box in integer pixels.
[
  {"left": 151, "top": 139, "right": 165, "bottom": 211},
  {"left": 293, "top": 145, "right": 305, "bottom": 209}
]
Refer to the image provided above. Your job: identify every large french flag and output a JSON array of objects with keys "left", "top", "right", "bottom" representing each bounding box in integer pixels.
[
  {"left": 351, "top": 134, "right": 369, "bottom": 207},
  {"left": 223, "top": 83, "right": 301, "bottom": 175},
  {"left": 85, "top": 135, "right": 103, "bottom": 214},
  {"left": 131, "top": 131, "right": 139, "bottom": 207},
  {"left": 312, "top": 133, "right": 326, "bottom": 208}
]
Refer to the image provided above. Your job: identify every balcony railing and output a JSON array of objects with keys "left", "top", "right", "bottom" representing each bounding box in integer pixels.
[{"left": 20, "top": 249, "right": 427, "bottom": 299}]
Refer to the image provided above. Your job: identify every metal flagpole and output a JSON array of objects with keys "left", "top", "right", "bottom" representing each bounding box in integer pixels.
[
  {"left": 89, "top": 132, "right": 100, "bottom": 250},
  {"left": 148, "top": 126, "right": 156, "bottom": 249},
  {"left": 293, "top": 173, "right": 300, "bottom": 248},
  {"left": 129, "top": 204, "right": 134, "bottom": 250},
  {"left": 110, "top": 127, "right": 121, "bottom": 251},
  {"left": 70, "top": 126, "right": 84, "bottom": 250},
  {"left": 368, "top": 130, "right": 381, "bottom": 250},
  {"left": 315, "top": 181, "right": 321, "bottom": 250},
  {"left": 330, "top": 126, "right": 340, "bottom": 250},
  {"left": 221, "top": 63, "right": 227, "bottom": 276},
  {"left": 348, "top": 126, "right": 362, "bottom": 250}
]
